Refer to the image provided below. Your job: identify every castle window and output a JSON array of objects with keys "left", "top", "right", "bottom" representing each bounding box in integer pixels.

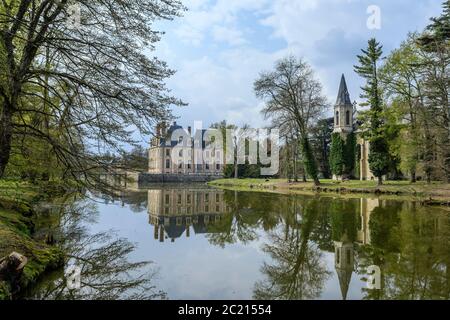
[
  {"left": 335, "top": 111, "right": 339, "bottom": 126},
  {"left": 179, "top": 150, "right": 183, "bottom": 157},
  {"left": 165, "top": 159, "right": 171, "bottom": 169},
  {"left": 178, "top": 161, "right": 183, "bottom": 169},
  {"left": 165, "top": 194, "right": 170, "bottom": 204},
  {"left": 346, "top": 110, "right": 350, "bottom": 126},
  {"left": 178, "top": 136, "right": 183, "bottom": 143},
  {"left": 205, "top": 163, "right": 210, "bottom": 170},
  {"left": 187, "top": 161, "right": 192, "bottom": 170},
  {"left": 216, "top": 164, "right": 220, "bottom": 170},
  {"left": 166, "top": 149, "right": 170, "bottom": 156}
]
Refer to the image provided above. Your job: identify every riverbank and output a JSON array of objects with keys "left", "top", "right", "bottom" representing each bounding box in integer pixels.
[
  {"left": 0, "top": 180, "right": 64, "bottom": 300},
  {"left": 208, "top": 179, "right": 450, "bottom": 205}
]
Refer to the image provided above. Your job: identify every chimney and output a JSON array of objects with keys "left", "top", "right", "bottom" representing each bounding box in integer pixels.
[
  {"left": 188, "top": 126, "right": 192, "bottom": 135},
  {"left": 161, "top": 122, "right": 167, "bottom": 135}
]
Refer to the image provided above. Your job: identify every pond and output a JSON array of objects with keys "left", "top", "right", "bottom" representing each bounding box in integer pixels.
[{"left": 25, "top": 185, "right": 450, "bottom": 300}]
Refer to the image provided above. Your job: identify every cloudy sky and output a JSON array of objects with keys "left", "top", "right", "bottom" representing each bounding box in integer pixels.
[{"left": 153, "top": 0, "right": 443, "bottom": 131}]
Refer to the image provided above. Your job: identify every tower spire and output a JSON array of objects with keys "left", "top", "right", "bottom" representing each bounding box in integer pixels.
[{"left": 336, "top": 74, "right": 352, "bottom": 106}]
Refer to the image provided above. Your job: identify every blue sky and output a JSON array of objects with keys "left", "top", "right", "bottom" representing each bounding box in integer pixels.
[{"left": 152, "top": 0, "right": 444, "bottom": 132}]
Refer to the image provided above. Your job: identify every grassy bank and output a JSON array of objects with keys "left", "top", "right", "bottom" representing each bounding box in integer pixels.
[
  {"left": 0, "top": 180, "right": 64, "bottom": 300},
  {"left": 208, "top": 178, "right": 450, "bottom": 205}
]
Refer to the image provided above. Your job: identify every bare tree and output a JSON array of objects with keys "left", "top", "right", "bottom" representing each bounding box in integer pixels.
[{"left": 254, "top": 56, "right": 327, "bottom": 185}]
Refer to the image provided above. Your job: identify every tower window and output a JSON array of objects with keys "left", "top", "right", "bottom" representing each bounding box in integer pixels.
[
  {"left": 335, "top": 111, "right": 339, "bottom": 126},
  {"left": 346, "top": 110, "right": 350, "bottom": 126},
  {"left": 165, "top": 159, "right": 171, "bottom": 169}
]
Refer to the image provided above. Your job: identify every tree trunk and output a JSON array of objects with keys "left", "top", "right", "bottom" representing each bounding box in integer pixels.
[
  {"left": 0, "top": 102, "right": 14, "bottom": 178},
  {"left": 300, "top": 137, "right": 320, "bottom": 185},
  {"left": 234, "top": 164, "right": 238, "bottom": 179},
  {"left": 377, "top": 175, "right": 383, "bottom": 186},
  {"left": 410, "top": 170, "right": 416, "bottom": 183},
  {"left": 313, "top": 176, "right": 320, "bottom": 186}
]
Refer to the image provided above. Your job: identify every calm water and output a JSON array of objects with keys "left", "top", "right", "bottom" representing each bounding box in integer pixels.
[{"left": 26, "top": 185, "right": 450, "bottom": 300}]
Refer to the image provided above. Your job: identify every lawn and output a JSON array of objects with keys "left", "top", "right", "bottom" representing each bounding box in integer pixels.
[{"left": 208, "top": 178, "right": 450, "bottom": 201}]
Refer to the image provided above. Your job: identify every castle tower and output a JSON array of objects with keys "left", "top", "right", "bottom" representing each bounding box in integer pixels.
[
  {"left": 334, "top": 238, "right": 354, "bottom": 300},
  {"left": 333, "top": 74, "right": 354, "bottom": 136}
]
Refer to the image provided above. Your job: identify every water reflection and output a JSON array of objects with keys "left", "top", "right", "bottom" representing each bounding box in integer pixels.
[
  {"left": 29, "top": 186, "right": 450, "bottom": 300},
  {"left": 148, "top": 188, "right": 231, "bottom": 243},
  {"left": 25, "top": 196, "right": 166, "bottom": 300},
  {"left": 140, "top": 186, "right": 450, "bottom": 300}
]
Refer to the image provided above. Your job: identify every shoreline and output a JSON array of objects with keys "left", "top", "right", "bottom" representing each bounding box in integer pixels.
[
  {"left": 0, "top": 181, "right": 64, "bottom": 300},
  {"left": 208, "top": 179, "right": 450, "bottom": 207}
]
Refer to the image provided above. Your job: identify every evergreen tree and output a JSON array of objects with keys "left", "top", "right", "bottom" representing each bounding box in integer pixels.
[
  {"left": 330, "top": 133, "right": 345, "bottom": 178},
  {"left": 354, "top": 39, "right": 389, "bottom": 185}
]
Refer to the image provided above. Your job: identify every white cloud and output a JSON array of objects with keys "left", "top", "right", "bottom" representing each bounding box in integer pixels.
[
  {"left": 212, "top": 26, "right": 246, "bottom": 46},
  {"left": 154, "top": 0, "right": 444, "bottom": 129}
]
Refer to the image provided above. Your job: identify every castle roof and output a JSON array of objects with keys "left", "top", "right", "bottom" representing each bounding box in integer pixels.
[{"left": 336, "top": 74, "right": 352, "bottom": 106}]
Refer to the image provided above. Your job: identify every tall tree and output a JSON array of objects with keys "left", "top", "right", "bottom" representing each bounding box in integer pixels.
[
  {"left": 417, "top": 0, "right": 450, "bottom": 183},
  {"left": 354, "top": 39, "right": 389, "bottom": 185},
  {"left": 0, "top": 1, "right": 185, "bottom": 182},
  {"left": 254, "top": 56, "right": 327, "bottom": 186},
  {"left": 380, "top": 34, "right": 427, "bottom": 183},
  {"left": 311, "top": 118, "right": 333, "bottom": 179}
]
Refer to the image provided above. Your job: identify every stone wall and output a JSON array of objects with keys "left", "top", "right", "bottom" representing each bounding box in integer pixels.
[{"left": 138, "top": 173, "right": 223, "bottom": 186}]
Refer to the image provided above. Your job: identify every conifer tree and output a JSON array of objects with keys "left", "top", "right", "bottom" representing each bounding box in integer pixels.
[{"left": 354, "top": 39, "right": 389, "bottom": 185}]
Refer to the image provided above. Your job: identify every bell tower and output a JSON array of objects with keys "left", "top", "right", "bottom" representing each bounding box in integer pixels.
[{"left": 334, "top": 74, "right": 354, "bottom": 136}]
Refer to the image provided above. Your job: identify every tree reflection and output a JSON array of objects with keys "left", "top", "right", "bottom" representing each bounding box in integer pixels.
[
  {"left": 358, "top": 202, "right": 450, "bottom": 300},
  {"left": 206, "top": 191, "right": 281, "bottom": 247},
  {"left": 253, "top": 199, "right": 331, "bottom": 300},
  {"left": 25, "top": 197, "right": 165, "bottom": 300}
]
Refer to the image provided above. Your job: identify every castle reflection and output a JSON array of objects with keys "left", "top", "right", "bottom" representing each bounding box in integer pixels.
[{"left": 148, "top": 188, "right": 231, "bottom": 242}]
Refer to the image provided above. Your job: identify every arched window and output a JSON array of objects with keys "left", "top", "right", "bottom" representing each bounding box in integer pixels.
[
  {"left": 346, "top": 110, "right": 350, "bottom": 126},
  {"left": 335, "top": 111, "right": 339, "bottom": 126}
]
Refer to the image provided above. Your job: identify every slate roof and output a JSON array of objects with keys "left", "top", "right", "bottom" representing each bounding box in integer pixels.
[{"left": 336, "top": 74, "right": 352, "bottom": 106}]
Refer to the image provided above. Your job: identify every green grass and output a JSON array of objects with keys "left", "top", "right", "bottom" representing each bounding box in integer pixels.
[
  {"left": 0, "top": 180, "right": 64, "bottom": 300},
  {"left": 209, "top": 178, "right": 450, "bottom": 201}
]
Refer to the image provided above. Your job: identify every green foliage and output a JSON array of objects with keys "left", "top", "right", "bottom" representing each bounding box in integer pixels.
[
  {"left": 330, "top": 200, "right": 359, "bottom": 242},
  {"left": 354, "top": 38, "right": 390, "bottom": 182},
  {"left": 344, "top": 133, "right": 356, "bottom": 176},
  {"left": 330, "top": 133, "right": 356, "bottom": 177},
  {"left": 330, "top": 133, "right": 345, "bottom": 176},
  {"left": 300, "top": 137, "right": 319, "bottom": 183},
  {"left": 311, "top": 118, "right": 333, "bottom": 179}
]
